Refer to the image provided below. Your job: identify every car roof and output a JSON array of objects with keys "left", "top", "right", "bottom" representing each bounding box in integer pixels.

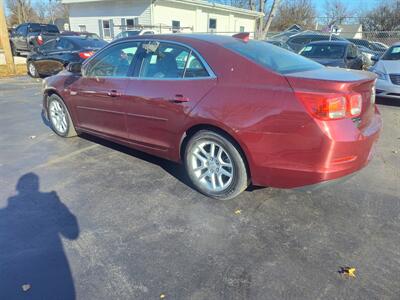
[{"left": 307, "top": 40, "right": 351, "bottom": 46}]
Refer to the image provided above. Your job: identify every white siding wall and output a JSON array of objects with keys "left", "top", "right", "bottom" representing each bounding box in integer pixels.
[
  {"left": 153, "top": 2, "right": 256, "bottom": 34},
  {"left": 68, "top": 0, "right": 151, "bottom": 40},
  {"left": 67, "top": 0, "right": 257, "bottom": 38}
]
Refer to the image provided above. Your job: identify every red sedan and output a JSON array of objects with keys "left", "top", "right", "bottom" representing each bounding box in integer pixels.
[{"left": 42, "top": 33, "right": 382, "bottom": 200}]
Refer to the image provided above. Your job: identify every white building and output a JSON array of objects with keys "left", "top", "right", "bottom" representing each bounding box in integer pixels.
[{"left": 62, "top": 0, "right": 263, "bottom": 40}]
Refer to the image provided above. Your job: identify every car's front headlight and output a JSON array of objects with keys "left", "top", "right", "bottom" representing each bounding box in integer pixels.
[{"left": 373, "top": 70, "right": 388, "bottom": 81}]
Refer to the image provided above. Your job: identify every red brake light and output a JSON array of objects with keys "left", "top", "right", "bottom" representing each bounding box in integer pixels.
[
  {"left": 37, "top": 35, "right": 44, "bottom": 45},
  {"left": 79, "top": 51, "right": 94, "bottom": 59},
  {"left": 296, "top": 92, "right": 362, "bottom": 120}
]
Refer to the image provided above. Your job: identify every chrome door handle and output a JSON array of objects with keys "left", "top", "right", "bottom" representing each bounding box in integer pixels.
[
  {"left": 107, "top": 90, "right": 121, "bottom": 97},
  {"left": 170, "top": 94, "right": 189, "bottom": 103}
]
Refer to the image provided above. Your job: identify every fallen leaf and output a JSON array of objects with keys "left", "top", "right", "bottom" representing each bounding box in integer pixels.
[
  {"left": 22, "top": 284, "right": 31, "bottom": 292},
  {"left": 339, "top": 266, "right": 356, "bottom": 278},
  {"left": 160, "top": 293, "right": 166, "bottom": 299},
  {"left": 234, "top": 209, "right": 241, "bottom": 215}
]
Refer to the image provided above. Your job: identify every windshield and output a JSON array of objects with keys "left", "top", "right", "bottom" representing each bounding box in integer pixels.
[
  {"left": 381, "top": 46, "right": 400, "bottom": 60},
  {"left": 299, "top": 44, "right": 345, "bottom": 59},
  {"left": 29, "top": 24, "right": 59, "bottom": 33},
  {"left": 224, "top": 40, "right": 322, "bottom": 74}
]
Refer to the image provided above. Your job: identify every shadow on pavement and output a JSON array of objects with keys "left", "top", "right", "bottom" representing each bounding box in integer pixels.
[{"left": 0, "top": 173, "right": 79, "bottom": 300}]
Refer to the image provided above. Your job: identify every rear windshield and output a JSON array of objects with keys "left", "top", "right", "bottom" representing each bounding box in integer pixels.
[
  {"left": 224, "top": 40, "right": 322, "bottom": 74},
  {"left": 299, "top": 44, "right": 346, "bottom": 59},
  {"left": 29, "top": 24, "right": 59, "bottom": 33},
  {"left": 381, "top": 46, "right": 400, "bottom": 60},
  {"left": 73, "top": 38, "right": 108, "bottom": 49}
]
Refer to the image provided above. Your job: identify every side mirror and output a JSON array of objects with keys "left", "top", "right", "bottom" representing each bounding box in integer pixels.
[
  {"left": 67, "top": 62, "right": 82, "bottom": 75},
  {"left": 371, "top": 55, "right": 379, "bottom": 62}
]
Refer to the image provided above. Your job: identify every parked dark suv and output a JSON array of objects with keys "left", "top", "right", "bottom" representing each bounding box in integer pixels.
[
  {"left": 9, "top": 23, "right": 60, "bottom": 56},
  {"left": 286, "top": 33, "right": 345, "bottom": 53}
]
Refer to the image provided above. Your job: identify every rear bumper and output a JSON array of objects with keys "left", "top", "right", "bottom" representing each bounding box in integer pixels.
[{"left": 248, "top": 111, "right": 382, "bottom": 188}]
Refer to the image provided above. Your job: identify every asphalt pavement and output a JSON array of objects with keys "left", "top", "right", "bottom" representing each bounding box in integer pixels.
[{"left": 0, "top": 76, "right": 399, "bottom": 299}]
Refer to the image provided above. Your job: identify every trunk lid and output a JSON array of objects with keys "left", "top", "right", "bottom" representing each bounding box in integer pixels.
[{"left": 285, "top": 68, "right": 377, "bottom": 128}]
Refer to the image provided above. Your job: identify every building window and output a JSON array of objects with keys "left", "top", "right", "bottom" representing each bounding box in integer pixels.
[
  {"left": 126, "top": 18, "right": 138, "bottom": 29},
  {"left": 172, "top": 20, "right": 180, "bottom": 33},
  {"left": 239, "top": 26, "right": 245, "bottom": 32},
  {"left": 103, "top": 20, "right": 111, "bottom": 38},
  {"left": 208, "top": 18, "right": 217, "bottom": 32},
  {"left": 79, "top": 25, "right": 86, "bottom": 32}
]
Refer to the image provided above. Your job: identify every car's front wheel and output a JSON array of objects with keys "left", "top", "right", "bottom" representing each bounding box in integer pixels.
[
  {"left": 184, "top": 130, "right": 249, "bottom": 200},
  {"left": 47, "top": 94, "right": 77, "bottom": 138}
]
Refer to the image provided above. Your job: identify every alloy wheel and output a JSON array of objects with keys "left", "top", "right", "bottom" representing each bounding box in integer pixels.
[
  {"left": 189, "top": 141, "right": 234, "bottom": 192},
  {"left": 49, "top": 100, "right": 68, "bottom": 134}
]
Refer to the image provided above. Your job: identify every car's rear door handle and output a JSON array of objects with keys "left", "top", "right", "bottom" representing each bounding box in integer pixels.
[
  {"left": 170, "top": 94, "right": 189, "bottom": 103},
  {"left": 107, "top": 90, "right": 121, "bottom": 97}
]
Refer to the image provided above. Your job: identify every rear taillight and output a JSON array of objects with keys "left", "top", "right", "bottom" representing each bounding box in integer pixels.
[
  {"left": 79, "top": 51, "right": 94, "bottom": 59},
  {"left": 37, "top": 35, "right": 44, "bottom": 45},
  {"left": 348, "top": 94, "right": 362, "bottom": 117},
  {"left": 296, "top": 92, "right": 362, "bottom": 120}
]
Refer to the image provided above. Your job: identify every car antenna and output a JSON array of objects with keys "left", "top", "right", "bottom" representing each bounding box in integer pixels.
[{"left": 232, "top": 32, "right": 250, "bottom": 42}]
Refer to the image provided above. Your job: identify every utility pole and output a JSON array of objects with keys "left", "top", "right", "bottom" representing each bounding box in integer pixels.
[{"left": 0, "top": 0, "right": 16, "bottom": 75}]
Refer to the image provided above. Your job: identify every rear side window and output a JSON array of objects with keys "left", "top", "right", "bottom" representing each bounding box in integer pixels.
[
  {"left": 224, "top": 40, "right": 322, "bottom": 74},
  {"left": 138, "top": 42, "right": 210, "bottom": 79},
  {"left": 40, "top": 39, "right": 57, "bottom": 51}
]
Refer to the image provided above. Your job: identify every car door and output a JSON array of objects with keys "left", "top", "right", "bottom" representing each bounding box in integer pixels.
[
  {"left": 123, "top": 41, "right": 217, "bottom": 155},
  {"left": 68, "top": 41, "right": 140, "bottom": 140}
]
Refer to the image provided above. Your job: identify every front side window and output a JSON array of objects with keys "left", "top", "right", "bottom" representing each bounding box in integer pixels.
[
  {"left": 16, "top": 25, "right": 27, "bottom": 35},
  {"left": 225, "top": 39, "right": 322, "bottom": 74},
  {"left": 86, "top": 42, "right": 139, "bottom": 77}
]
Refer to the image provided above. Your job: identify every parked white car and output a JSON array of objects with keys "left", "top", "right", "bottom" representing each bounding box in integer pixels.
[{"left": 370, "top": 43, "right": 400, "bottom": 99}]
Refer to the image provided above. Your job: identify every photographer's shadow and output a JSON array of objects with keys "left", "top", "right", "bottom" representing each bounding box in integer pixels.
[{"left": 0, "top": 173, "right": 79, "bottom": 300}]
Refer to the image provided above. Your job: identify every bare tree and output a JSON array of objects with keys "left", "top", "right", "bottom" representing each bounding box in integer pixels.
[
  {"left": 323, "top": 0, "right": 352, "bottom": 25},
  {"left": 6, "top": 0, "right": 37, "bottom": 25},
  {"left": 271, "top": 0, "right": 316, "bottom": 31},
  {"left": 361, "top": 0, "right": 400, "bottom": 31}
]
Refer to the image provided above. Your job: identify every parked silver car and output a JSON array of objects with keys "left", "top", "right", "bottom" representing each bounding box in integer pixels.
[{"left": 370, "top": 43, "right": 400, "bottom": 99}]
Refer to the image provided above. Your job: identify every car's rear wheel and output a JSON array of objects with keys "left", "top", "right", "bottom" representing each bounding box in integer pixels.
[
  {"left": 184, "top": 130, "right": 249, "bottom": 200},
  {"left": 27, "top": 61, "right": 39, "bottom": 78},
  {"left": 47, "top": 94, "right": 77, "bottom": 138}
]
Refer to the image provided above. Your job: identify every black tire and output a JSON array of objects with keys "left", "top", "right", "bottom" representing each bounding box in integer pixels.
[
  {"left": 27, "top": 61, "right": 39, "bottom": 78},
  {"left": 47, "top": 94, "right": 77, "bottom": 138},
  {"left": 184, "top": 130, "right": 249, "bottom": 200}
]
